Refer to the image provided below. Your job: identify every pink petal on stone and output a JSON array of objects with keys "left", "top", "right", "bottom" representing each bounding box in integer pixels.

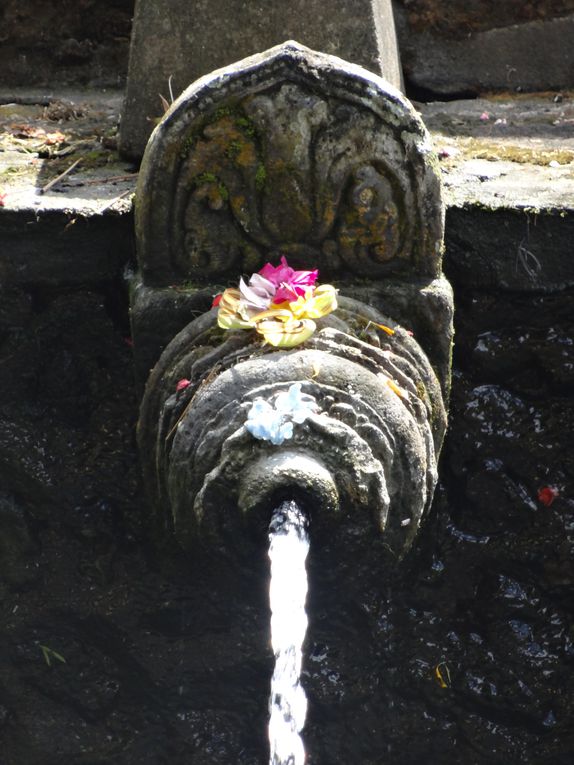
[{"left": 176, "top": 379, "right": 191, "bottom": 392}]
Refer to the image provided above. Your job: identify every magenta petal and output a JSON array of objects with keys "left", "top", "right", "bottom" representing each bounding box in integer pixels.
[
  {"left": 259, "top": 256, "right": 294, "bottom": 286},
  {"left": 290, "top": 268, "right": 318, "bottom": 287},
  {"left": 274, "top": 284, "right": 300, "bottom": 303},
  {"left": 258, "top": 262, "right": 278, "bottom": 282},
  {"left": 258, "top": 257, "right": 318, "bottom": 297}
]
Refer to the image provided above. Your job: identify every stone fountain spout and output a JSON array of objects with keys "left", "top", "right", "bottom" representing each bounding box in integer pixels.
[{"left": 132, "top": 41, "right": 453, "bottom": 562}]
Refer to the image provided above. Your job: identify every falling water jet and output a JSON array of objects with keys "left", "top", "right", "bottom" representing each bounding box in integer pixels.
[{"left": 268, "top": 500, "right": 310, "bottom": 765}]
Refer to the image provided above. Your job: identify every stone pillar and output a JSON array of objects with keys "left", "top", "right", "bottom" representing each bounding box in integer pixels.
[{"left": 119, "top": 0, "right": 403, "bottom": 160}]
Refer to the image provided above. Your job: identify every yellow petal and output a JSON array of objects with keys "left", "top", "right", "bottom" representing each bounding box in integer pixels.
[
  {"left": 434, "top": 663, "right": 450, "bottom": 688},
  {"left": 374, "top": 321, "right": 395, "bottom": 336},
  {"left": 256, "top": 318, "right": 316, "bottom": 348},
  {"left": 217, "top": 288, "right": 253, "bottom": 329},
  {"left": 250, "top": 307, "right": 294, "bottom": 323},
  {"left": 286, "top": 285, "right": 338, "bottom": 320},
  {"left": 307, "top": 284, "right": 338, "bottom": 318}
]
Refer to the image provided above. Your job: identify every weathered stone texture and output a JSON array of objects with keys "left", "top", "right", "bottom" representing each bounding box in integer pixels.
[
  {"left": 135, "top": 42, "right": 441, "bottom": 287},
  {"left": 119, "top": 0, "right": 402, "bottom": 158},
  {"left": 137, "top": 297, "right": 446, "bottom": 559},
  {"left": 0, "top": 209, "right": 133, "bottom": 287}
]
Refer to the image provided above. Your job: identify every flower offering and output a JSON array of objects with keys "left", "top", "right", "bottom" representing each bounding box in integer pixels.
[{"left": 216, "top": 256, "right": 337, "bottom": 347}]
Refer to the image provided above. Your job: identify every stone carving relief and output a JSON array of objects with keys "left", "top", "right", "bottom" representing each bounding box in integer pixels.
[{"left": 136, "top": 42, "right": 443, "bottom": 286}]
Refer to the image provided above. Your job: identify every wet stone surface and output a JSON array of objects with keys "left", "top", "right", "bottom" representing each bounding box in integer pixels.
[{"left": 0, "top": 270, "right": 573, "bottom": 763}]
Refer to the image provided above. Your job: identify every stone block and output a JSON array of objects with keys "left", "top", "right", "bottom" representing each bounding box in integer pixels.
[
  {"left": 0, "top": 208, "right": 134, "bottom": 288},
  {"left": 444, "top": 207, "right": 574, "bottom": 292},
  {"left": 396, "top": 9, "right": 574, "bottom": 97},
  {"left": 119, "top": 0, "right": 402, "bottom": 159}
]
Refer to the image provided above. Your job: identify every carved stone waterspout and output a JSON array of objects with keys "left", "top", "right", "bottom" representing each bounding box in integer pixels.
[{"left": 132, "top": 41, "right": 453, "bottom": 559}]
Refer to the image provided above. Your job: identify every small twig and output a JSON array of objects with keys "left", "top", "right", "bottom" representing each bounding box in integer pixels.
[
  {"left": 65, "top": 172, "right": 138, "bottom": 187},
  {"left": 99, "top": 188, "right": 132, "bottom": 214},
  {"left": 39, "top": 158, "right": 81, "bottom": 194}
]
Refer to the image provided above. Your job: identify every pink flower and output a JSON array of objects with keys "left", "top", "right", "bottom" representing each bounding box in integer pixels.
[
  {"left": 479, "top": 111, "right": 490, "bottom": 122},
  {"left": 176, "top": 378, "right": 190, "bottom": 392},
  {"left": 259, "top": 256, "right": 295, "bottom": 286},
  {"left": 259, "top": 256, "right": 318, "bottom": 304}
]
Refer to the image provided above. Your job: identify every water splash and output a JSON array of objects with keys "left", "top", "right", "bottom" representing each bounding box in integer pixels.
[{"left": 268, "top": 500, "right": 310, "bottom": 765}]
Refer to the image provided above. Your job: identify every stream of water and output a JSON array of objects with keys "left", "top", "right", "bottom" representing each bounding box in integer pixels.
[{"left": 268, "top": 500, "right": 310, "bottom": 765}]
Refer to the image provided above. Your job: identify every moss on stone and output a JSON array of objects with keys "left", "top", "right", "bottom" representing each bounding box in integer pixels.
[
  {"left": 416, "top": 380, "right": 427, "bottom": 401},
  {"left": 443, "top": 136, "right": 574, "bottom": 166},
  {"left": 255, "top": 163, "right": 267, "bottom": 190}
]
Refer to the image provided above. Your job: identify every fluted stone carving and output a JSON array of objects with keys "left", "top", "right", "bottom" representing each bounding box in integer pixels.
[{"left": 138, "top": 298, "right": 446, "bottom": 558}]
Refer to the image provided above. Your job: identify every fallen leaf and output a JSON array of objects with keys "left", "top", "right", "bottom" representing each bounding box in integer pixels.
[
  {"left": 39, "top": 644, "right": 66, "bottom": 667},
  {"left": 434, "top": 662, "right": 451, "bottom": 688}
]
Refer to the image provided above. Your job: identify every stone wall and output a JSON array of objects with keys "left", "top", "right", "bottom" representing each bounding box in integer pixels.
[
  {"left": 1, "top": 203, "right": 572, "bottom": 762},
  {"left": 0, "top": 0, "right": 134, "bottom": 88},
  {"left": 395, "top": 0, "right": 574, "bottom": 96}
]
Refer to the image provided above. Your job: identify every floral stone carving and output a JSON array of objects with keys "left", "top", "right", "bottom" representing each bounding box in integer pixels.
[{"left": 136, "top": 41, "right": 443, "bottom": 286}]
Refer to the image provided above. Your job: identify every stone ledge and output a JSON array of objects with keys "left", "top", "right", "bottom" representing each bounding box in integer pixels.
[
  {"left": 418, "top": 95, "right": 574, "bottom": 212},
  {"left": 1, "top": 90, "right": 572, "bottom": 291},
  {"left": 0, "top": 88, "right": 136, "bottom": 217},
  {"left": 416, "top": 95, "right": 574, "bottom": 291}
]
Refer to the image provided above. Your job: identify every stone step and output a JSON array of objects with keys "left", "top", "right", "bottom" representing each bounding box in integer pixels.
[
  {"left": 1, "top": 88, "right": 573, "bottom": 291},
  {"left": 0, "top": 89, "right": 136, "bottom": 288},
  {"left": 417, "top": 94, "right": 574, "bottom": 292}
]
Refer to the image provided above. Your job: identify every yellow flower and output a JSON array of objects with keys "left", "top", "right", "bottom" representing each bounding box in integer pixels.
[
  {"left": 279, "top": 285, "right": 338, "bottom": 320},
  {"left": 216, "top": 268, "right": 338, "bottom": 348},
  {"left": 217, "top": 288, "right": 253, "bottom": 329},
  {"left": 254, "top": 316, "right": 316, "bottom": 348}
]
